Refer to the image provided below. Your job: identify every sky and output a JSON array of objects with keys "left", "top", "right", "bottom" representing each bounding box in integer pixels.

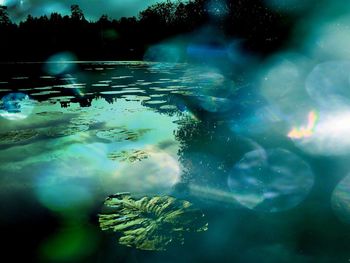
[{"left": 1, "top": 0, "right": 179, "bottom": 21}]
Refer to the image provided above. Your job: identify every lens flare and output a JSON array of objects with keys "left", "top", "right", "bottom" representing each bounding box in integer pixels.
[
  {"left": 45, "top": 52, "right": 77, "bottom": 75},
  {"left": 288, "top": 111, "right": 318, "bottom": 139},
  {"left": 289, "top": 109, "right": 350, "bottom": 155}
]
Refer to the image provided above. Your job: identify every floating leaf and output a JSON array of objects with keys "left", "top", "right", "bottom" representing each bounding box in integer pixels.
[
  {"left": 99, "top": 193, "right": 208, "bottom": 251},
  {"left": 107, "top": 149, "right": 149, "bottom": 163},
  {"left": 45, "top": 124, "right": 89, "bottom": 137},
  {"left": 0, "top": 129, "right": 39, "bottom": 145},
  {"left": 96, "top": 127, "right": 151, "bottom": 142}
]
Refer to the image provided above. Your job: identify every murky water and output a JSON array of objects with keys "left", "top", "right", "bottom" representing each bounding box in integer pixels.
[{"left": 1, "top": 62, "right": 350, "bottom": 262}]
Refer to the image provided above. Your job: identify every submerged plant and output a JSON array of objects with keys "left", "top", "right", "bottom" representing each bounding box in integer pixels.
[{"left": 98, "top": 193, "right": 208, "bottom": 251}]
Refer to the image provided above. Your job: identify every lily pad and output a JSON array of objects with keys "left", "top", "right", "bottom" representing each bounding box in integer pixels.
[
  {"left": 96, "top": 127, "right": 151, "bottom": 142},
  {"left": 0, "top": 129, "right": 39, "bottom": 145},
  {"left": 99, "top": 193, "right": 208, "bottom": 251},
  {"left": 107, "top": 149, "right": 149, "bottom": 163},
  {"left": 45, "top": 124, "right": 89, "bottom": 137},
  {"left": 36, "top": 111, "right": 64, "bottom": 117}
]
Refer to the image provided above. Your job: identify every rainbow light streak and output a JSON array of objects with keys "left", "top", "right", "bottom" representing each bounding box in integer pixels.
[{"left": 288, "top": 111, "right": 318, "bottom": 139}]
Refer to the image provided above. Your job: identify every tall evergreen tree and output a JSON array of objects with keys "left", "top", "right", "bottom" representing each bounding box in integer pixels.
[{"left": 71, "top": 4, "right": 85, "bottom": 21}]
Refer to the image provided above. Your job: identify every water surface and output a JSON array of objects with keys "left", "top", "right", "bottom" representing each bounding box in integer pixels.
[{"left": 0, "top": 61, "right": 349, "bottom": 263}]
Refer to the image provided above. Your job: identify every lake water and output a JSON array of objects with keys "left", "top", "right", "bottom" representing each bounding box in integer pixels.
[{"left": 0, "top": 61, "right": 349, "bottom": 262}]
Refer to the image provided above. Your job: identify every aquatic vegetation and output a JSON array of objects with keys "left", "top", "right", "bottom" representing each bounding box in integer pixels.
[
  {"left": 36, "top": 111, "right": 64, "bottom": 117},
  {"left": 31, "top": 90, "right": 61, "bottom": 96},
  {"left": 96, "top": 127, "right": 151, "bottom": 142},
  {"left": 159, "top": 105, "right": 178, "bottom": 110},
  {"left": 107, "top": 149, "right": 149, "bottom": 163},
  {"left": 143, "top": 100, "right": 167, "bottom": 105},
  {"left": 98, "top": 193, "right": 208, "bottom": 251},
  {"left": 69, "top": 116, "right": 100, "bottom": 127},
  {"left": 0, "top": 129, "right": 39, "bottom": 145},
  {"left": 45, "top": 124, "right": 89, "bottom": 137}
]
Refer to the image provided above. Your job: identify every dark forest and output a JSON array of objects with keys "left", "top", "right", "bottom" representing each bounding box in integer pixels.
[{"left": 0, "top": 0, "right": 299, "bottom": 61}]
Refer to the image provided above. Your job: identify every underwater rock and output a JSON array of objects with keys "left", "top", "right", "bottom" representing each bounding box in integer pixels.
[
  {"left": 107, "top": 149, "right": 148, "bottom": 163},
  {"left": 99, "top": 193, "right": 208, "bottom": 251}
]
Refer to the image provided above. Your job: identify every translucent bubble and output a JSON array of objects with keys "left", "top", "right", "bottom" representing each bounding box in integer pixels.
[
  {"left": 35, "top": 161, "right": 94, "bottom": 214},
  {"left": 332, "top": 174, "right": 350, "bottom": 224},
  {"left": 228, "top": 148, "right": 314, "bottom": 212},
  {"left": 230, "top": 106, "right": 284, "bottom": 135},
  {"left": 306, "top": 61, "right": 350, "bottom": 107},
  {"left": 40, "top": 223, "right": 98, "bottom": 262},
  {"left": 196, "top": 95, "right": 234, "bottom": 113},
  {"left": 45, "top": 52, "right": 77, "bottom": 75},
  {"left": 0, "top": 92, "right": 35, "bottom": 120},
  {"left": 4, "top": 0, "right": 30, "bottom": 20},
  {"left": 226, "top": 40, "right": 248, "bottom": 65},
  {"left": 306, "top": 16, "right": 350, "bottom": 60},
  {"left": 182, "top": 66, "right": 236, "bottom": 112},
  {"left": 144, "top": 44, "right": 182, "bottom": 64},
  {"left": 260, "top": 53, "right": 312, "bottom": 114},
  {"left": 186, "top": 44, "right": 227, "bottom": 60}
]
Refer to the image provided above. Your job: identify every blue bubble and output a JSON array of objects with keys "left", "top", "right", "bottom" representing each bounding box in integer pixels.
[
  {"left": 144, "top": 44, "right": 182, "bottom": 64},
  {"left": 187, "top": 45, "right": 227, "bottom": 60},
  {"left": 332, "top": 174, "right": 350, "bottom": 224},
  {"left": 228, "top": 148, "right": 314, "bottom": 212},
  {"left": 45, "top": 52, "right": 77, "bottom": 75},
  {"left": 0, "top": 92, "right": 35, "bottom": 120},
  {"left": 36, "top": 173, "right": 93, "bottom": 214},
  {"left": 306, "top": 61, "right": 350, "bottom": 108}
]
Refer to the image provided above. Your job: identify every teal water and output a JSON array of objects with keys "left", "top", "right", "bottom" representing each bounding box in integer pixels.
[{"left": 0, "top": 62, "right": 349, "bottom": 262}]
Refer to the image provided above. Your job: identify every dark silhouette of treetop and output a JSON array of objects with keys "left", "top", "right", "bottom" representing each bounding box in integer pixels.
[
  {"left": 0, "top": 0, "right": 297, "bottom": 62},
  {"left": 0, "top": 5, "right": 11, "bottom": 25},
  {"left": 71, "top": 4, "right": 85, "bottom": 21}
]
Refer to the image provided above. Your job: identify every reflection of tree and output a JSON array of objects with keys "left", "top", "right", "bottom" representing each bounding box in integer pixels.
[{"left": 174, "top": 118, "right": 235, "bottom": 188}]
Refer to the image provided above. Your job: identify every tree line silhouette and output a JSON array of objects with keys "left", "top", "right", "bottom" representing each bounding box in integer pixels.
[{"left": 0, "top": 0, "right": 298, "bottom": 62}]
